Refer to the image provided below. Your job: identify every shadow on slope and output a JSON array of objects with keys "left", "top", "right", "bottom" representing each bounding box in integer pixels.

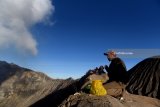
[{"left": 30, "top": 79, "right": 78, "bottom": 107}]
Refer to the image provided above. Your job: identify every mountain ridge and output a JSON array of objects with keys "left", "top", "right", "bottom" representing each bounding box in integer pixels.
[{"left": 0, "top": 60, "right": 76, "bottom": 107}]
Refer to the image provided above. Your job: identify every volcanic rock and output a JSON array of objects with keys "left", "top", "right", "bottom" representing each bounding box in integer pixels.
[
  {"left": 59, "top": 92, "right": 160, "bottom": 107},
  {"left": 126, "top": 56, "right": 160, "bottom": 99}
]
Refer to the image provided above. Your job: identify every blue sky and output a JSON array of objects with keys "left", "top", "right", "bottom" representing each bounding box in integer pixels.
[{"left": 0, "top": 0, "right": 160, "bottom": 79}]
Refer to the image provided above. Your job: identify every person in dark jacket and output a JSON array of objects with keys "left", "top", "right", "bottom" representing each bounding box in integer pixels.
[{"left": 104, "top": 51, "right": 127, "bottom": 84}]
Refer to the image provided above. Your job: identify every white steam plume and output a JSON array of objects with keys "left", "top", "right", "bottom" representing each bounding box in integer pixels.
[{"left": 0, "top": 0, "right": 54, "bottom": 55}]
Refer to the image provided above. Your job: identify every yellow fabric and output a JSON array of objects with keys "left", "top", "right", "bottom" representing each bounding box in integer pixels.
[{"left": 90, "top": 80, "right": 107, "bottom": 96}]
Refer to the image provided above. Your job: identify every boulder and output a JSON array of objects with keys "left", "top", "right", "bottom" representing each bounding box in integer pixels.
[{"left": 59, "top": 92, "right": 160, "bottom": 107}]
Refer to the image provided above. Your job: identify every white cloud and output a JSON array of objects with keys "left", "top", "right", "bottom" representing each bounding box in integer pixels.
[{"left": 0, "top": 0, "right": 54, "bottom": 55}]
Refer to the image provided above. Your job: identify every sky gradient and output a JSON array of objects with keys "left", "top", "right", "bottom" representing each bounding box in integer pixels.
[{"left": 0, "top": 0, "right": 160, "bottom": 79}]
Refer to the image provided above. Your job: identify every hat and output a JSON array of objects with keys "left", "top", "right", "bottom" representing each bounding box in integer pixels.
[{"left": 104, "top": 50, "right": 116, "bottom": 56}]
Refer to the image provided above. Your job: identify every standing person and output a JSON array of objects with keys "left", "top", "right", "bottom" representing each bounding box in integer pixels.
[{"left": 104, "top": 50, "right": 127, "bottom": 84}]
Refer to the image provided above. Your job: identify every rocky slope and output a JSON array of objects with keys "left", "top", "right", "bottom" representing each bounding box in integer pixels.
[
  {"left": 126, "top": 56, "right": 160, "bottom": 99},
  {"left": 0, "top": 61, "right": 77, "bottom": 107},
  {"left": 59, "top": 92, "right": 160, "bottom": 107}
]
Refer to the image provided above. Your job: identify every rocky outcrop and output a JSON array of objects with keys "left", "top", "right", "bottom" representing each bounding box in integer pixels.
[
  {"left": 58, "top": 56, "right": 160, "bottom": 107},
  {"left": 126, "top": 56, "right": 160, "bottom": 99},
  {"left": 59, "top": 92, "right": 160, "bottom": 107}
]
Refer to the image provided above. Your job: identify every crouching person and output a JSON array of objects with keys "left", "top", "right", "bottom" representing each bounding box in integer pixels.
[{"left": 103, "top": 50, "right": 127, "bottom": 99}]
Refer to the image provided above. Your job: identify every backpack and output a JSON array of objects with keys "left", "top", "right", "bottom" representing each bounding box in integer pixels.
[{"left": 90, "top": 80, "right": 107, "bottom": 96}]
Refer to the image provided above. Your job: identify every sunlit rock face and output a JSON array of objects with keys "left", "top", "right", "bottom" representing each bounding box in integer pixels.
[{"left": 126, "top": 56, "right": 160, "bottom": 99}]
